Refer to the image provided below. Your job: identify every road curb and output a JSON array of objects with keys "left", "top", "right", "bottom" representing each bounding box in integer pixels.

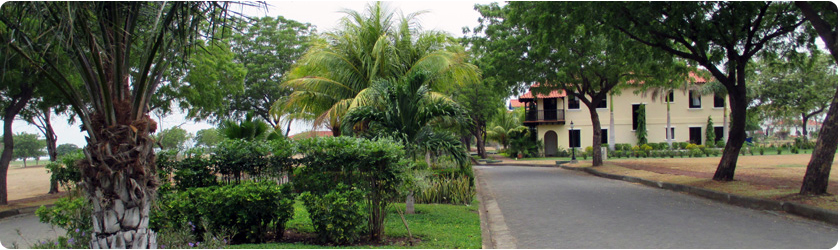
[
  {"left": 0, "top": 204, "right": 51, "bottom": 220},
  {"left": 473, "top": 167, "right": 517, "bottom": 249},
  {"left": 559, "top": 164, "right": 838, "bottom": 225}
]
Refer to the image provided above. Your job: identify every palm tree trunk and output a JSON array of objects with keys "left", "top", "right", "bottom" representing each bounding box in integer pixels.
[{"left": 82, "top": 115, "right": 159, "bottom": 249}]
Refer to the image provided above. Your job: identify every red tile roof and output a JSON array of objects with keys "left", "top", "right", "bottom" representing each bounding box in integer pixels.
[{"left": 509, "top": 99, "right": 525, "bottom": 108}]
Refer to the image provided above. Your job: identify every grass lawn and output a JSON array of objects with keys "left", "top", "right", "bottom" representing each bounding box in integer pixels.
[{"left": 233, "top": 198, "right": 481, "bottom": 249}]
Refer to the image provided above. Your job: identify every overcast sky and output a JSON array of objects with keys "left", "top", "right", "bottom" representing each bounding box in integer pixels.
[{"left": 11, "top": 1, "right": 495, "bottom": 148}]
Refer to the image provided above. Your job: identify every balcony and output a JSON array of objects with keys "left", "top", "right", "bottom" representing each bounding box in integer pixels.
[{"left": 524, "top": 109, "right": 565, "bottom": 124}]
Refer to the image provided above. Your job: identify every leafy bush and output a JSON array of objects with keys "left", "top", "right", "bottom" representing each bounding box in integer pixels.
[
  {"left": 35, "top": 196, "right": 91, "bottom": 248},
  {"left": 759, "top": 146, "right": 765, "bottom": 155},
  {"left": 301, "top": 184, "right": 367, "bottom": 245},
  {"left": 296, "top": 136, "right": 408, "bottom": 241},
  {"left": 685, "top": 143, "right": 698, "bottom": 150},
  {"left": 678, "top": 142, "right": 690, "bottom": 149},
  {"left": 45, "top": 152, "right": 85, "bottom": 191},
  {"left": 690, "top": 149, "right": 703, "bottom": 157},
  {"left": 507, "top": 127, "right": 542, "bottom": 158},
  {"left": 173, "top": 148, "right": 217, "bottom": 191},
  {"left": 615, "top": 143, "right": 632, "bottom": 151},
  {"left": 156, "top": 220, "right": 230, "bottom": 249},
  {"left": 156, "top": 182, "right": 295, "bottom": 244},
  {"left": 791, "top": 146, "right": 800, "bottom": 154},
  {"left": 716, "top": 140, "right": 725, "bottom": 148},
  {"left": 777, "top": 147, "right": 783, "bottom": 155}
]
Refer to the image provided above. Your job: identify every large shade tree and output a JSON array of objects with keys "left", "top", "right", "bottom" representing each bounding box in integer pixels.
[
  {"left": 603, "top": 1, "right": 807, "bottom": 180},
  {"left": 795, "top": 1, "right": 838, "bottom": 195},
  {"left": 474, "top": 2, "right": 683, "bottom": 166},
  {"left": 280, "top": 2, "right": 479, "bottom": 136},
  {"left": 0, "top": 2, "right": 246, "bottom": 248}
]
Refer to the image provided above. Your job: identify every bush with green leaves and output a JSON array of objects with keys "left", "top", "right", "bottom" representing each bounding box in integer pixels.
[
  {"left": 172, "top": 148, "right": 217, "bottom": 190},
  {"left": 507, "top": 126, "right": 543, "bottom": 158},
  {"left": 155, "top": 182, "right": 295, "bottom": 244},
  {"left": 716, "top": 140, "right": 725, "bottom": 148},
  {"left": 615, "top": 143, "right": 632, "bottom": 151},
  {"left": 416, "top": 172, "right": 475, "bottom": 205},
  {"left": 300, "top": 184, "right": 367, "bottom": 245},
  {"left": 212, "top": 139, "right": 270, "bottom": 184},
  {"left": 296, "top": 136, "right": 408, "bottom": 242},
  {"left": 45, "top": 152, "right": 85, "bottom": 191},
  {"left": 35, "top": 196, "right": 91, "bottom": 249},
  {"left": 678, "top": 142, "right": 690, "bottom": 149}
]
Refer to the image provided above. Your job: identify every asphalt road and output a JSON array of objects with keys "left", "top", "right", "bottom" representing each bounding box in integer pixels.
[
  {"left": 476, "top": 165, "right": 838, "bottom": 248},
  {"left": 0, "top": 213, "right": 65, "bottom": 249}
]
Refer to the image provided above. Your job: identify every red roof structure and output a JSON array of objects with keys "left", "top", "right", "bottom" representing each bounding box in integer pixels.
[{"left": 509, "top": 99, "right": 525, "bottom": 108}]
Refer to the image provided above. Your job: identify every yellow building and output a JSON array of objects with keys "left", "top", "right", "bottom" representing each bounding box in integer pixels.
[{"left": 518, "top": 73, "right": 728, "bottom": 156}]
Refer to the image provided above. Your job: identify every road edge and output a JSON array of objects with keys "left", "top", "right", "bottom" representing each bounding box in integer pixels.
[{"left": 474, "top": 166, "right": 517, "bottom": 249}]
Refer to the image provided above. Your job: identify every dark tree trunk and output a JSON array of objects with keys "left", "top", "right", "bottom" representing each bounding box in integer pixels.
[
  {"left": 471, "top": 121, "right": 487, "bottom": 159},
  {"left": 800, "top": 94, "right": 838, "bottom": 195},
  {"left": 285, "top": 119, "right": 292, "bottom": 137},
  {"left": 41, "top": 110, "right": 60, "bottom": 194},
  {"left": 588, "top": 103, "right": 604, "bottom": 166},
  {"left": 462, "top": 135, "right": 472, "bottom": 152},
  {"left": 796, "top": 1, "right": 838, "bottom": 62},
  {"left": 713, "top": 87, "right": 747, "bottom": 181},
  {"left": 0, "top": 85, "right": 33, "bottom": 205}
]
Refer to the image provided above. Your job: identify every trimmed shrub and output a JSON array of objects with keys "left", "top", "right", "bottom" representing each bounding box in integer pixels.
[
  {"left": 678, "top": 142, "right": 690, "bottom": 149},
  {"left": 777, "top": 147, "right": 783, "bottom": 155},
  {"left": 156, "top": 182, "right": 295, "bottom": 244},
  {"left": 716, "top": 140, "right": 725, "bottom": 148},
  {"left": 759, "top": 146, "right": 765, "bottom": 155},
  {"left": 173, "top": 148, "right": 217, "bottom": 190},
  {"left": 45, "top": 152, "right": 85, "bottom": 191},
  {"left": 301, "top": 184, "right": 367, "bottom": 245}
]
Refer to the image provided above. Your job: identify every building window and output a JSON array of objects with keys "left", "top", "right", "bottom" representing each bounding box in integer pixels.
[
  {"left": 596, "top": 95, "right": 607, "bottom": 109},
  {"left": 601, "top": 129, "right": 608, "bottom": 144},
  {"left": 665, "top": 127, "right": 675, "bottom": 140},
  {"left": 714, "top": 126, "right": 724, "bottom": 143},
  {"left": 569, "top": 129, "right": 581, "bottom": 148},
  {"left": 666, "top": 91, "right": 674, "bottom": 103},
  {"left": 689, "top": 127, "right": 702, "bottom": 144},
  {"left": 714, "top": 94, "right": 725, "bottom": 108},
  {"left": 689, "top": 90, "right": 701, "bottom": 108},
  {"left": 632, "top": 104, "right": 642, "bottom": 130},
  {"left": 568, "top": 96, "right": 580, "bottom": 110}
]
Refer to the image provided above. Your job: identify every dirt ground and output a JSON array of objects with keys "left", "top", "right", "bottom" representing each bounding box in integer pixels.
[{"left": 598, "top": 154, "right": 838, "bottom": 210}]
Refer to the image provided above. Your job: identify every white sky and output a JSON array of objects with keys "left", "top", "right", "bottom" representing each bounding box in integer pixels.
[{"left": 12, "top": 1, "right": 495, "bottom": 148}]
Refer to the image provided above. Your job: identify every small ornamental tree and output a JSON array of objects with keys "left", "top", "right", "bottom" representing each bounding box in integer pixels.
[
  {"left": 636, "top": 104, "right": 647, "bottom": 145},
  {"left": 705, "top": 116, "right": 716, "bottom": 147}
]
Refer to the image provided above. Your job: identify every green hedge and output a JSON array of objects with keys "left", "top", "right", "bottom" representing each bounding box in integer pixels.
[
  {"left": 154, "top": 181, "right": 295, "bottom": 244},
  {"left": 300, "top": 184, "right": 367, "bottom": 245}
]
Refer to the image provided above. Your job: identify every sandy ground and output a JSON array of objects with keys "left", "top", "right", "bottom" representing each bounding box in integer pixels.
[{"left": 5, "top": 165, "right": 57, "bottom": 202}]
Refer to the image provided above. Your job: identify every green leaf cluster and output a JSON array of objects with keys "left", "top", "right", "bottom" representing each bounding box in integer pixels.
[
  {"left": 154, "top": 182, "right": 295, "bottom": 244},
  {"left": 295, "top": 136, "right": 408, "bottom": 241},
  {"left": 300, "top": 184, "right": 367, "bottom": 245}
]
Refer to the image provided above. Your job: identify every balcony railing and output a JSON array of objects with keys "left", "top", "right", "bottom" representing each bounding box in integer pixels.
[{"left": 525, "top": 109, "right": 565, "bottom": 123}]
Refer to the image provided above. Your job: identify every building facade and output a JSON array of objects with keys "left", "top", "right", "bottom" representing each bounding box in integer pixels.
[{"left": 517, "top": 76, "right": 728, "bottom": 156}]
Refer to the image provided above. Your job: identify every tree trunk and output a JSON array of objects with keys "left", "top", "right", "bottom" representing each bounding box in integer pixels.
[
  {"left": 713, "top": 90, "right": 746, "bottom": 181},
  {"left": 41, "top": 109, "right": 60, "bottom": 194},
  {"left": 0, "top": 86, "right": 32, "bottom": 205},
  {"left": 472, "top": 123, "right": 487, "bottom": 159},
  {"left": 800, "top": 94, "right": 838, "bottom": 195},
  {"left": 588, "top": 104, "right": 603, "bottom": 166},
  {"left": 285, "top": 119, "right": 292, "bottom": 137},
  {"left": 82, "top": 114, "right": 159, "bottom": 249}
]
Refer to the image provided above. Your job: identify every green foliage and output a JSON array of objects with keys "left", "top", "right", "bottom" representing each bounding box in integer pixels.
[
  {"left": 155, "top": 182, "right": 295, "bottom": 244},
  {"left": 300, "top": 184, "right": 367, "bottom": 245},
  {"left": 615, "top": 143, "right": 633, "bottom": 151},
  {"left": 155, "top": 127, "right": 192, "bottom": 151},
  {"left": 219, "top": 112, "right": 279, "bottom": 141},
  {"left": 173, "top": 148, "right": 217, "bottom": 190},
  {"left": 45, "top": 152, "right": 84, "bottom": 190},
  {"left": 296, "top": 136, "right": 408, "bottom": 241},
  {"left": 193, "top": 128, "right": 223, "bottom": 148},
  {"left": 705, "top": 116, "right": 716, "bottom": 146},
  {"left": 635, "top": 104, "right": 647, "bottom": 145},
  {"left": 282, "top": 2, "right": 479, "bottom": 133},
  {"left": 156, "top": 220, "right": 230, "bottom": 249},
  {"left": 416, "top": 173, "right": 475, "bottom": 205},
  {"left": 55, "top": 144, "right": 80, "bottom": 157},
  {"left": 212, "top": 139, "right": 293, "bottom": 184},
  {"left": 507, "top": 126, "right": 542, "bottom": 158},
  {"left": 13, "top": 131, "right": 45, "bottom": 165},
  {"left": 35, "top": 196, "right": 91, "bottom": 248}
]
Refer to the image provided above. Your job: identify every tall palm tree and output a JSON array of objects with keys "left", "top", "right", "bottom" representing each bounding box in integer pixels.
[
  {"left": 0, "top": 2, "right": 246, "bottom": 248},
  {"left": 486, "top": 107, "right": 523, "bottom": 150},
  {"left": 342, "top": 71, "right": 469, "bottom": 215},
  {"left": 280, "top": 2, "right": 479, "bottom": 136}
]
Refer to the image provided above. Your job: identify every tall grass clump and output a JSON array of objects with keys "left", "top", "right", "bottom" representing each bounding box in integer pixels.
[{"left": 416, "top": 173, "right": 475, "bottom": 205}]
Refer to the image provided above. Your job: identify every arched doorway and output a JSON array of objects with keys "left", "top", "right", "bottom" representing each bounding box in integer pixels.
[{"left": 544, "top": 130, "right": 558, "bottom": 156}]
